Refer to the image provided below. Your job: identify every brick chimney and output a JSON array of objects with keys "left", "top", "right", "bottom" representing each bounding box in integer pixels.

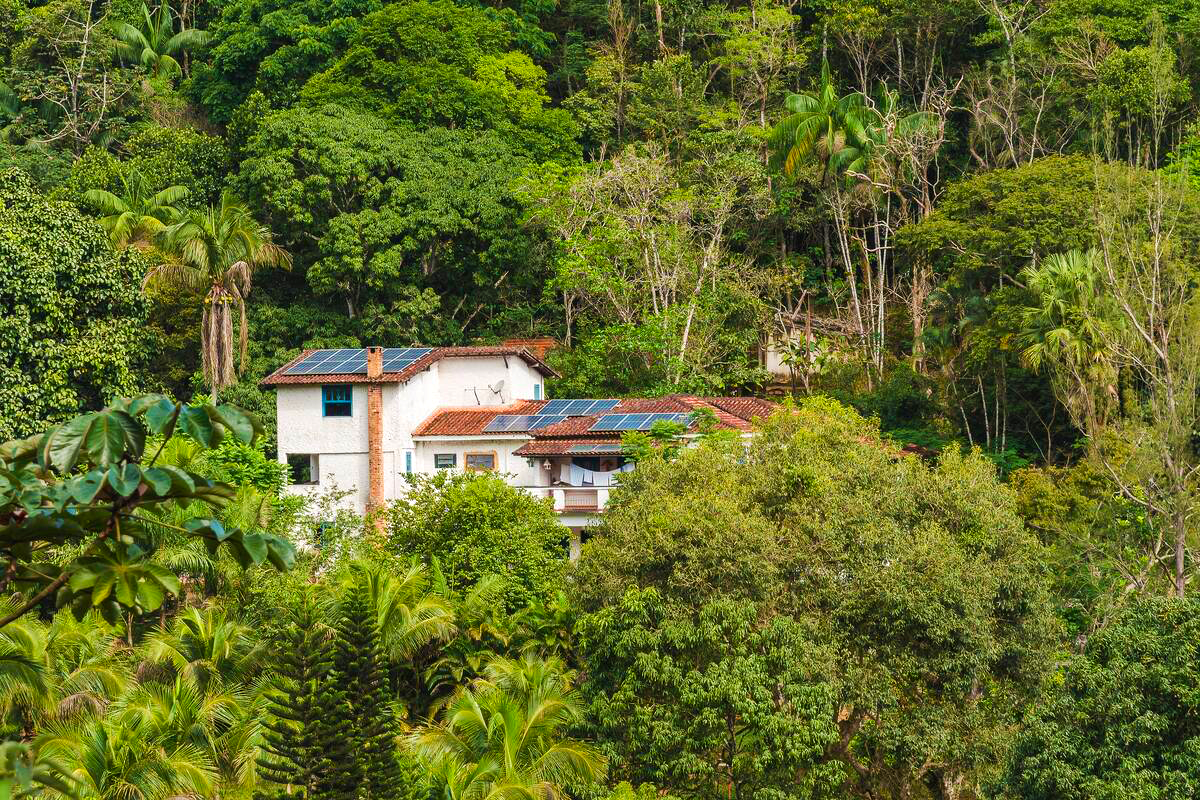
[
  {"left": 366, "top": 347, "right": 384, "bottom": 522},
  {"left": 502, "top": 337, "right": 557, "bottom": 360}
]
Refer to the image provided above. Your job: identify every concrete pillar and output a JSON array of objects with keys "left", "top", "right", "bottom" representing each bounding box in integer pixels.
[
  {"left": 569, "top": 527, "right": 582, "bottom": 561},
  {"left": 366, "top": 347, "right": 384, "bottom": 524}
]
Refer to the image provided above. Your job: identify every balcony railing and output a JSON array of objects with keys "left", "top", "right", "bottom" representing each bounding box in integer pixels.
[{"left": 522, "top": 486, "right": 609, "bottom": 514}]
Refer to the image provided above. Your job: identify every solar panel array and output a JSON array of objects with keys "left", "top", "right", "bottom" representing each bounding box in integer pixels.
[
  {"left": 284, "top": 348, "right": 432, "bottom": 376},
  {"left": 539, "top": 399, "right": 619, "bottom": 416},
  {"left": 589, "top": 413, "right": 693, "bottom": 431},
  {"left": 483, "top": 414, "right": 569, "bottom": 433},
  {"left": 567, "top": 443, "right": 624, "bottom": 455}
]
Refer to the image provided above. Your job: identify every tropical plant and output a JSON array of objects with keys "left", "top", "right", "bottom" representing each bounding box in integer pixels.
[
  {"left": 0, "top": 606, "right": 127, "bottom": 734},
  {"left": 152, "top": 192, "right": 290, "bottom": 404},
  {"left": 768, "top": 60, "right": 868, "bottom": 179},
  {"left": 1018, "top": 249, "right": 1121, "bottom": 431},
  {"left": 0, "top": 394, "right": 296, "bottom": 630},
  {"left": 341, "top": 560, "right": 455, "bottom": 663},
  {"left": 409, "top": 652, "right": 606, "bottom": 800},
  {"left": 113, "top": 3, "right": 209, "bottom": 79},
  {"left": 38, "top": 716, "right": 217, "bottom": 800},
  {"left": 139, "top": 606, "right": 262, "bottom": 691},
  {"left": 83, "top": 168, "right": 188, "bottom": 248}
]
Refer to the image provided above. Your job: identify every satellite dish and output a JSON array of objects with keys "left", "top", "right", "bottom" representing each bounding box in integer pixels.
[{"left": 489, "top": 379, "right": 506, "bottom": 396}]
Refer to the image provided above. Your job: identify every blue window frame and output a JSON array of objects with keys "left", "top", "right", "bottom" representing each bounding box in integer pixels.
[
  {"left": 322, "top": 384, "right": 352, "bottom": 417},
  {"left": 534, "top": 383, "right": 542, "bottom": 400},
  {"left": 405, "top": 451, "right": 413, "bottom": 473}
]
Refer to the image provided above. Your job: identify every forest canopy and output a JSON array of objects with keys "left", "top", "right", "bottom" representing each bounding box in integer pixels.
[{"left": 5, "top": 0, "right": 1200, "bottom": 795}]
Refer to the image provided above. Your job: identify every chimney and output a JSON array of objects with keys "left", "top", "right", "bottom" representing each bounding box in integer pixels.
[
  {"left": 365, "top": 347, "right": 384, "bottom": 524},
  {"left": 502, "top": 337, "right": 557, "bottom": 360},
  {"left": 367, "top": 346, "right": 383, "bottom": 379}
]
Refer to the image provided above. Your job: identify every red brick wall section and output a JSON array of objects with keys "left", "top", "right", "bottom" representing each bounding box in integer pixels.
[{"left": 366, "top": 347, "right": 384, "bottom": 521}]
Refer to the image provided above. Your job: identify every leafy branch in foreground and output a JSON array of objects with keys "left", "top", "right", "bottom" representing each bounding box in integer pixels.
[{"left": 0, "top": 395, "right": 296, "bottom": 629}]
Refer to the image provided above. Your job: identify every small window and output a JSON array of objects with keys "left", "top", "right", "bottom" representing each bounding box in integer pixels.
[
  {"left": 434, "top": 454, "right": 457, "bottom": 469},
  {"left": 405, "top": 451, "right": 413, "bottom": 474},
  {"left": 465, "top": 452, "right": 496, "bottom": 471},
  {"left": 287, "top": 454, "right": 318, "bottom": 485},
  {"left": 534, "top": 383, "right": 542, "bottom": 400},
  {"left": 322, "top": 384, "right": 352, "bottom": 417}
]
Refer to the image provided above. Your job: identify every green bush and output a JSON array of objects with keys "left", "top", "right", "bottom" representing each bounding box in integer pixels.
[{"left": 385, "top": 470, "right": 566, "bottom": 610}]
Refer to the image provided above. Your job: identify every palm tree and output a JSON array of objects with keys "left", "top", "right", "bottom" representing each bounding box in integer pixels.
[
  {"left": 114, "top": 3, "right": 209, "bottom": 79},
  {"left": 139, "top": 607, "right": 262, "bottom": 691},
  {"left": 768, "top": 60, "right": 869, "bottom": 180},
  {"left": 0, "top": 607, "right": 128, "bottom": 733},
  {"left": 83, "top": 168, "right": 188, "bottom": 248},
  {"left": 342, "top": 560, "right": 456, "bottom": 662},
  {"left": 831, "top": 86, "right": 937, "bottom": 188},
  {"left": 151, "top": 191, "right": 291, "bottom": 404},
  {"left": 37, "top": 717, "right": 217, "bottom": 800},
  {"left": 409, "top": 652, "right": 606, "bottom": 800},
  {"left": 1019, "top": 249, "right": 1121, "bottom": 430}
]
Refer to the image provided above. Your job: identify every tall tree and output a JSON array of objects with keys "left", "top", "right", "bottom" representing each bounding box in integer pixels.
[
  {"left": 0, "top": 168, "right": 148, "bottom": 441},
  {"left": 333, "top": 584, "right": 405, "bottom": 800},
  {"left": 256, "top": 597, "right": 350, "bottom": 799},
  {"left": 152, "top": 191, "right": 290, "bottom": 404}
]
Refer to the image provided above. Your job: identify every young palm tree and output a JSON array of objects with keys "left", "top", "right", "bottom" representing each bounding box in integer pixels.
[
  {"left": 139, "top": 607, "right": 262, "bottom": 691},
  {"left": 342, "top": 560, "right": 456, "bottom": 663},
  {"left": 37, "top": 717, "right": 217, "bottom": 800},
  {"left": 152, "top": 192, "right": 290, "bottom": 405},
  {"left": 114, "top": 3, "right": 209, "bottom": 79},
  {"left": 768, "top": 60, "right": 869, "bottom": 180},
  {"left": 409, "top": 652, "right": 606, "bottom": 800},
  {"left": 0, "top": 606, "right": 128, "bottom": 732},
  {"left": 83, "top": 168, "right": 188, "bottom": 249}
]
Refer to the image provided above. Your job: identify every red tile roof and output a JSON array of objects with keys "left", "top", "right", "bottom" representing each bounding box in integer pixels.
[
  {"left": 412, "top": 401, "right": 547, "bottom": 436},
  {"left": 260, "top": 346, "right": 558, "bottom": 387},
  {"left": 513, "top": 437, "right": 621, "bottom": 456}
]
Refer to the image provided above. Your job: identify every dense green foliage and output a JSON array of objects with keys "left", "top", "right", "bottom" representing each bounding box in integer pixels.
[
  {"left": 0, "top": 169, "right": 148, "bottom": 440},
  {"left": 6, "top": 0, "right": 1200, "bottom": 793}
]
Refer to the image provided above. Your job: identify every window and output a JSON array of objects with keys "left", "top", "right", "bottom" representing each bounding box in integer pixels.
[
  {"left": 434, "top": 453, "right": 457, "bottom": 469},
  {"left": 534, "top": 383, "right": 542, "bottom": 400},
  {"left": 322, "top": 384, "right": 352, "bottom": 416},
  {"left": 465, "top": 452, "right": 496, "bottom": 471},
  {"left": 287, "top": 454, "right": 318, "bottom": 485},
  {"left": 405, "top": 451, "right": 413, "bottom": 474}
]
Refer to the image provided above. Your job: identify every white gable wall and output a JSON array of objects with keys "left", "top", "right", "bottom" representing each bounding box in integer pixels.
[{"left": 276, "top": 353, "right": 548, "bottom": 512}]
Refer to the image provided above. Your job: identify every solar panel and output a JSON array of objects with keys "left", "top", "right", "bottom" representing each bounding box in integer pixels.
[
  {"left": 540, "top": 399, "right": 619, "bottom": 416},
  {"left": 284, "top": 347, "right": 435, "bottom": 376},
  {"left": 483, "top": 414, "right": 568, "bottom": 433},
  {"left": 589, "top": 413, "right": 693, "bottom": 432}
]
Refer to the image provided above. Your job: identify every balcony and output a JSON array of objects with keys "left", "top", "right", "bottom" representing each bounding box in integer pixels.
[{"left": 523, "top": 487, "right": 610, "bottom": 515}]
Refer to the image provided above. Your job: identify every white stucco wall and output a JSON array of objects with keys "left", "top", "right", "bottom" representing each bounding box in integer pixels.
[
  {"left": 437, "top": 357, "right": 524, "bottom": 406},
  {"left": 275, "top": 353, "right": 550, "bottom": 513},
  {"left": 411, "top": 436, "right": 540, "bottom": 485}
]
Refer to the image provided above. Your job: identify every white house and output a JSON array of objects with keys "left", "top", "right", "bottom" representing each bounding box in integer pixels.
[{"left": 261, "top": 344, "right": 775, "bottom": 550}]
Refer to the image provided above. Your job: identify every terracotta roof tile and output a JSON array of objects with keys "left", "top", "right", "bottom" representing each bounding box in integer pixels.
[{"left": 413, "top": 401, "right": 547, "bottom": 436}]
